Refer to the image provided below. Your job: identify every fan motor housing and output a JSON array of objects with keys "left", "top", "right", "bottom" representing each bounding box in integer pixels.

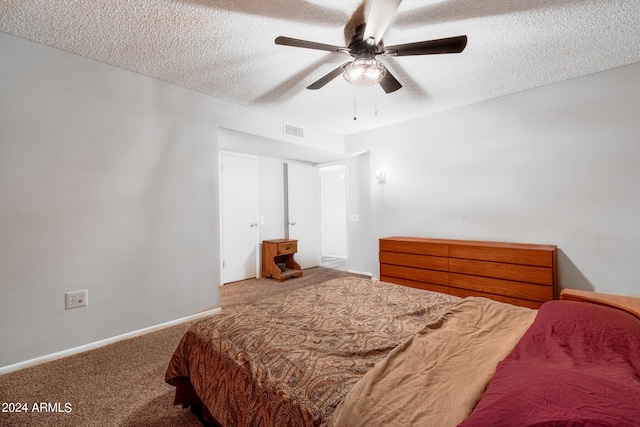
[{"left": 348, "top": 23, "right": 384, "bottom": 57}]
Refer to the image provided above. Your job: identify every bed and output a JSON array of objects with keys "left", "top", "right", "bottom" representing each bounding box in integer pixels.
[{"left": 165, "top": 237, "right": 640, "bottom": 426}]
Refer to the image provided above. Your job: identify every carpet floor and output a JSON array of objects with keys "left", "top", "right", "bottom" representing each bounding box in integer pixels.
[{"left": 0, "top": 267, "right": 367, "bottom": 426}]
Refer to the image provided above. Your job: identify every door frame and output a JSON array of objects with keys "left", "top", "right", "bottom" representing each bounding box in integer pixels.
[{"left": 219, "top": 150, "right": 260, "bottom": 285}]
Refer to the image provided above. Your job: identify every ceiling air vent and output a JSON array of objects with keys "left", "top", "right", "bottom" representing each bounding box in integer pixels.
[{"left": 284, "top": 123, "right": 304, "bottom": 138}]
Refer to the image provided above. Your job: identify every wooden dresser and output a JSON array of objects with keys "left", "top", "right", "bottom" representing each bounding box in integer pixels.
[
  {"left": 262, "top": 239, "right": 303, "bottom": 282},
  {"left": 380, "top": 237, "right": 557, "bottom": 309}
]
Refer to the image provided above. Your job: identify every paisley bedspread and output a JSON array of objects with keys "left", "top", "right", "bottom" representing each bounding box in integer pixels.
[{"left": 165, "top": 277, "right": 460, "bottom": 427}]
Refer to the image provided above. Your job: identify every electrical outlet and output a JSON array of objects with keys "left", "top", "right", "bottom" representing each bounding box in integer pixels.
[{"left": 65, "top": 290, "right": 88, "bottom": 310}]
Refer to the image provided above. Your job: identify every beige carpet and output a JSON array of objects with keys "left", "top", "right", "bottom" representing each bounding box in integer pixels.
[
  {"left": 0, "top": 267, "right": 367, "bottom": 426},
  {"left": 220, "top": 266, "right": 365, "bottom": 307}
]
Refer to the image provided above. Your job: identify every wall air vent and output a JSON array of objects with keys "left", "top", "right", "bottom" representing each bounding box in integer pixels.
[{"left": 284, "top": 123, "right": 304, "bottom": 138}]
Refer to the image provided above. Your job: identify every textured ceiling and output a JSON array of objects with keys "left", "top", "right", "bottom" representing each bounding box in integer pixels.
[{"left": 2, "top": 0, "right": 639, "bottom": 135}]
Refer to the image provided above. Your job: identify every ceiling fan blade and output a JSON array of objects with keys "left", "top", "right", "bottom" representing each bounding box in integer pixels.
[
  {"left": 379, "top": 69, "right": 402, "bottom": 93},
  {"left": 343, "top": 0, "right": 368, "bottom": 45},
  {"left": 363, "top": 0, "right": 402, "bottom": 44},
  {"left": 275, "top": 36, "right": 346, "bottom": 53},
  {"left": 307, "top": 63, "right": 351, "bottom": 90},
  {"left": 384, "top": 35, "right": 467, "bottom": 56}
]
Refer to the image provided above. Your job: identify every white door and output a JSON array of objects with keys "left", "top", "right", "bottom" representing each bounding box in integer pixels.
[
  {"left": 287, "top": 163, "right": 320, "bottom": 269},
  {"left": 320, "top": 164, "right": 347, "bottom": 259},
  {"left": 221, "top": 153, "right": 258, "bottom": 283}
]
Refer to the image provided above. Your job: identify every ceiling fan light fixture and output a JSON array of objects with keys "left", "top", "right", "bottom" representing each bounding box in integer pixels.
[{"left": 343, "top": 57, "right": 386, "bottom": 86}]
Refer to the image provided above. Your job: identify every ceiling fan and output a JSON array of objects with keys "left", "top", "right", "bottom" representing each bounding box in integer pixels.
[{"left": 275, "top": 0, "right": 467, "bottom": 93}]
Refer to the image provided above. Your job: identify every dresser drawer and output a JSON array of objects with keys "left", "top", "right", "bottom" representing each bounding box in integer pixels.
[{"left": 277, "top": 241, "right": 297, "bottom": 255}]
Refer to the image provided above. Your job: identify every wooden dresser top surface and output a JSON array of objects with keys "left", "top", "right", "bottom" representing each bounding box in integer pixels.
[{"left": 382, "top": 236, "right": 557, "bottom": 251}]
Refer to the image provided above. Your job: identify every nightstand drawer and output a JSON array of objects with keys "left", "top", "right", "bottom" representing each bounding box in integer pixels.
[{"left": 277, "top": 242, "right": 297, "bottom": 255}]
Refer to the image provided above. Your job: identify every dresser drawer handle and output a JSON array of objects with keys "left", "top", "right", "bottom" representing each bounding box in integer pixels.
[{"left": 285, "top": 246, "right": 291, "bottom": 251}]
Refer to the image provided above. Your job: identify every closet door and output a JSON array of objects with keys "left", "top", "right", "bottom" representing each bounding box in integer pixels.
[
  {"left": 319, "top": 164, "right": 347, "bottom": 260},
  {"left": 221, "top": 153, "right": 259, "bottom": 283},
  {"left": 287, "top": 163, "right": 320, "bottom": 269}
]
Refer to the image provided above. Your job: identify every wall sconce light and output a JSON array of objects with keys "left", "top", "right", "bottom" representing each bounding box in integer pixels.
[{"left": 375, "top": 169, "right": 387, "bottom": 185}]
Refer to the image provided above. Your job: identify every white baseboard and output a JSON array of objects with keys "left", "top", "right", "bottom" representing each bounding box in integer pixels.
[
  {"left": 348, "top": 269, "right": 372, "bottom": 277},
  {"left": 0, "top": 307, "right": 222, "bottom": 375},
  {"left": 321, "top": 253, "right": 347, "bottom": 259}
]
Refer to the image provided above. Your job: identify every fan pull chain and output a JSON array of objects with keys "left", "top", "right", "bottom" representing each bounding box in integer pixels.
[
  {"left": 353, "top": 85, "right": 357, "bottom": 120},
  {"left": 374, "top": 91, "right": 378, "bottom": 116}
]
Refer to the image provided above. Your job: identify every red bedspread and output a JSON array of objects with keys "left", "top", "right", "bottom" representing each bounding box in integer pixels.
[{"left": 460, "top": 300, "right": 640, "bottom": 426}]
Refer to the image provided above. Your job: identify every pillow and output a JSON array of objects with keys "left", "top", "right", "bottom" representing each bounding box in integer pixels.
[{"left": 459, "top": 300, "right": 640, "bottom": 427}]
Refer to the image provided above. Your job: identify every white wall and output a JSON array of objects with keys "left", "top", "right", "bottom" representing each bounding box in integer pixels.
[
  {"left": 0, "top": 33, "right": 343, "bottom": 369},
  {"left": 346, "top": 62, "right": 640, "bottom": 297},
  {"left": 0, "top": 34, "right": 220, "bottom": 368}
]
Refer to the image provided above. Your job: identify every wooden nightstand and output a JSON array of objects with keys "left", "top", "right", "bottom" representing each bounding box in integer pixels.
[{"left": 261, "top": 239, "right": 303, "bottom": 282}]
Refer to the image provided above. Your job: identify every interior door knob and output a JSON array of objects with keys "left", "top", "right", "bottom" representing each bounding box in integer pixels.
[
  {"left": 289, "top": 221, "right": 296, "bottom": 226},
  {"left": 250, "top": 223, "right": 258, "bottom": 227}
]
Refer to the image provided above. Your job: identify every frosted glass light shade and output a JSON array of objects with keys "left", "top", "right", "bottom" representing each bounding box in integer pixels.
[{"left": 343, "top": 58, "right": 386, "bottom": 86}]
